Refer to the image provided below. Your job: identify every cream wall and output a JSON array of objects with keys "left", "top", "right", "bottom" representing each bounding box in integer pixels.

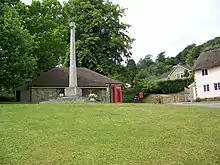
[
  {"left": 169, "top": 66, "right": 189, "bottom": 80},
  {"left": 195, "top": 66, "right": 220, "bottom": 98}
]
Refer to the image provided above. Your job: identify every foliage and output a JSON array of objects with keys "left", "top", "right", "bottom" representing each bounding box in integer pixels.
[
  {"left": 195, "top": 96, "right": 220, "bottom": 102},
  {"left": 184, "top": 70, "right": 190, "bottom": 78},
  {"left": 63, "top": 0, "right": 134, "bottom": 75},
  {"left": 137, "top": 54, "right": 154, "bottom": 69},
  {"left": 109, "top": 66, "right": 128, "bottom": 86},
  {"left": 156, "top": 51, "right": 166, "bottom": 63},
  {"left": 136, "top": 36, "right": 220, "bottom": 83},
  {"left": 0, "top": 0, "right": 134, "bottom": 95},
  {"left": 122, "top": 88, "right": 140, "bottom": 103},
  {"left": 135, "top": 69, "right": 149, "bottom": 79},
  {"left": 135, "top": 78, "right": 159, "bottom": 93},
  {"left": 157, "top": 77, "right": 194, "bottom": 94},
  {"left": 126, "top": 59, "right": 137, "bottom": 87},
  {"left": 16, "top": 0, "right": 67, "bottom": 72},
  {"left": 186, "top": 50, "right": 194, "bottom": 66},
  {"left": 175, "top": 44, "right": 196, "bottom": 64},
  {"left": 0, "top": 7, "right": 36, "bottom": 91}
]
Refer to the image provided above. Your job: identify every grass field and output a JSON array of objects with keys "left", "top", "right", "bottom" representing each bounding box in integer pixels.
[{"left": 0, "top": 103, "right": 220, "bottom": 165}]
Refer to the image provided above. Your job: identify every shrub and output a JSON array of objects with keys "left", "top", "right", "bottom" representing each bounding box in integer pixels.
[
  {"left": 135, "top": 79, "right": 159, "bottom": 93},
  {"left": 0, "top": 96, "right": 15, "bottom": 102},
  {"left": 195, "top": 97, "right": 202, "bottom": 102},
  {"left": 157, "top": 77, "right": 194, "bottom": 94},
  {"left": 122, "top": 88, "right": 140, "bottom": 103}
]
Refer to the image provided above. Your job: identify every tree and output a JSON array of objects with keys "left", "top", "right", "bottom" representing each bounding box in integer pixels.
[
  {"left": 165, "top": 57, "right": 178, "bottom": 66},
  {"left": 176, "top": 44, "right": 196, "bottom": 64},
  {"left": 135, "top": 69, "right": 149, "bottom": 80},
  {"left": 135, "top": 78, "right": 158, "bottom": 93},
  {"left": 17, "top": 0, "right": 67, "bottom": 72},
  {"left": 154, "top": 62, "right": 171, "bottom": 76},
  {"left": 186, "top": 50, "right": 194, "bottom": 66},
  {"left": 137, "top": 54, "right": 155, "bottom": 69},
  {"left": 63, "top": 0, "right": 134, "bottom": 75},
  {"left": 0, "top": 7, "right": 36, "bottom": 91},
  {"left": 184, "top": 70, "right": 190, "bottom": 78},
  {"left": 156, "top": 51, "right": 166, "bottom": 63},
  {"left": 126, "top": 59, "right": 137, "bottom": 87}
]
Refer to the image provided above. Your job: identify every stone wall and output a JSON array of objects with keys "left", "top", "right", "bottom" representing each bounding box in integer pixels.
[
  {"left": 29, "top": 87, "right": 111, "bottom": 103},
  {"left": 143, "top": 93, "right": 188, "bottom": 104},
  {"left": 31, "top": 88, "right": 62, "bottom": 102}
]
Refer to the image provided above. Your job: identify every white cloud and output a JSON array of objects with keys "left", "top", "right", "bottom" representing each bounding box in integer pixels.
[{"left": 22, "top": 0, "right": 220, "bottom": 62}]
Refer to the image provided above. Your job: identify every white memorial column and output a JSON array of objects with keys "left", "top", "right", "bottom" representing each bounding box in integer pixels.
[
  {"left": 65, "top": 22, "right": 82, "bottom": 97},
  {"left": 69, "top": 22, "right": 77, "bottom": 88}
]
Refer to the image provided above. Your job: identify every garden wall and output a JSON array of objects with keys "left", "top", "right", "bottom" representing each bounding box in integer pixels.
[{"left": 143, "top": 93, "right": 189, "bottom": 104}]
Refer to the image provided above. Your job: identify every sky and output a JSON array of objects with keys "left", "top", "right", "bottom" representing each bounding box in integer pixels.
[{"left": 22, "top": 0, "right": 220, "bottom": 62}]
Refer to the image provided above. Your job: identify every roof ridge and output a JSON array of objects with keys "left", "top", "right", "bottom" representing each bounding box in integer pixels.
[{"left": 78, "top": 67, "right": 120, "bottom": 83}]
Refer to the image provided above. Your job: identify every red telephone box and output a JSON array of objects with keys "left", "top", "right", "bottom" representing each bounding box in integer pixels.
[{"left": 113, "top": 85, "right": 122, "bottom": 103}]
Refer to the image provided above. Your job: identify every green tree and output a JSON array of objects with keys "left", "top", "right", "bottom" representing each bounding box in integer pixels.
[
  {"left": 137, "top": 54, "right": 155, "bottom": 69},
  {"left": 126, "top": 59, "right": 137, "bottom": 87},
  {"left": 176, "top": 44, "right": 196, "bottom": 64},
  {"left": 17, "top": 0, "right": 67, "bottom": 72},
  {"left": 156, "top": 51, "right": 166, "bottom": 63},
  {"left": 135, "top": 78, "right": 158, "bottom": 93},
  {"left": 184, "top": 70, "right": 190, "bottom": 77},
  {"left": 154, "top": 62, "right": 171, "bottom": 76},
  {"left": 63, "top": 0, "right": 134, "bottom": 75},
  {"left": 186, "top": 50, "right": 194, "bottom": 66},
  {"left": 135, "top": 69, "right": 149, "bottom": 80},
  {"left": 0, "top": 7, "right": 36, "bottom": 91}
]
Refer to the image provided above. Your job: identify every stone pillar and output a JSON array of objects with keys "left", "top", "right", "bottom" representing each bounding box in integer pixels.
[
  {"left": 65, "top": 22, "right": 82, "bottom": 97},
  {"left": 106, "top": 86, "right": 111, "bottom": 103},
  {"left": 69, "top": 22, "right": 77, "bottom": 88}
]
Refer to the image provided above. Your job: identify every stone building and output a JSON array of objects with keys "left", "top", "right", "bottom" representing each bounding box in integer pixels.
[
  {"left": 14, "top": 22, "right": 123, "bottom": 103},
  {"left": 14, "top": 67, "right": 122, "bottom": 103}
]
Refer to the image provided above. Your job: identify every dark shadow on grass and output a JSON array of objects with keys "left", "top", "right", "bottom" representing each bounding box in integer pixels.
[{"left": 0, "top": 101, "right": 39, "bottom": 104}]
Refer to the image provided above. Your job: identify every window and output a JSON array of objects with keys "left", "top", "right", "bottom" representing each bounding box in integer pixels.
[
  {"left": 203, "top": 84, "right": 210, "bottom": 92},
  {"left": 202, "top": 69, "right": 208, "bottom": 76},
  {"left": 214, "top": 83, "right": 220, "bottom": 91},
  {"left": 176, "top": 73, "right": 184, "bottom": 79},
  {"left": 58, "top": 88, "right": 65, "bottom": 96}
]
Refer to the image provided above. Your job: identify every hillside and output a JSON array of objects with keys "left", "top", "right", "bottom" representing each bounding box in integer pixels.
[{"left": 136, "top": 36, "right": 220, "bottom": 79}]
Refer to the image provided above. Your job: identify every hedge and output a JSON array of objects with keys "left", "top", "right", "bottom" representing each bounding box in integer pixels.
[{"left": 157, "top": 77, "right": 194, "bottom": 94}]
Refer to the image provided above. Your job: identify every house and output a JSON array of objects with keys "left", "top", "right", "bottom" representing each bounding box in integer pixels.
[
  {"left": 14, "top": 67, "right": 122, "bottom": 103},
  {"left": 193, "top": 44, "right": 220, "bottom": 99},
  {"left": 155, "top": 64, "right": 192, "bottom": 82},
  {"left": 167, "top": 64, "right": 192, "bottom": 80}
]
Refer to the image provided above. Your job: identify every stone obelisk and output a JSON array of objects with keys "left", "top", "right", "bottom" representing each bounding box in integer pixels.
[{"left": 65, "top": 22, "right": 82, "bottom": 97}]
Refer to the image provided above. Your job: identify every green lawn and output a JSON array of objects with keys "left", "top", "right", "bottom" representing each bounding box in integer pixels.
[{"left": 0, "top": 103, "right": 220, "bottom": 165}]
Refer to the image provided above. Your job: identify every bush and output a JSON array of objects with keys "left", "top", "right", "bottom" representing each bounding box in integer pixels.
[
  {"left": 135, "top": 79, "right": 159, "bottom": 93},
  {"left": 195, "top": 97, "right": 202, "bottom": 102},
  {"left": 122, "top": 88, "right": 138, "bottom": 103},
  {"left": 0, "top": 95, "right": 15, "bottom": 102},
  {"left": 157, "top": 77, "right": 194, "bottom": 94}
]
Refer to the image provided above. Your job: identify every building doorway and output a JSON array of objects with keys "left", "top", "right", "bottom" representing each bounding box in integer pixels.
[{"left": 16, "top": 90, "right": 21, "bottom": 102}]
